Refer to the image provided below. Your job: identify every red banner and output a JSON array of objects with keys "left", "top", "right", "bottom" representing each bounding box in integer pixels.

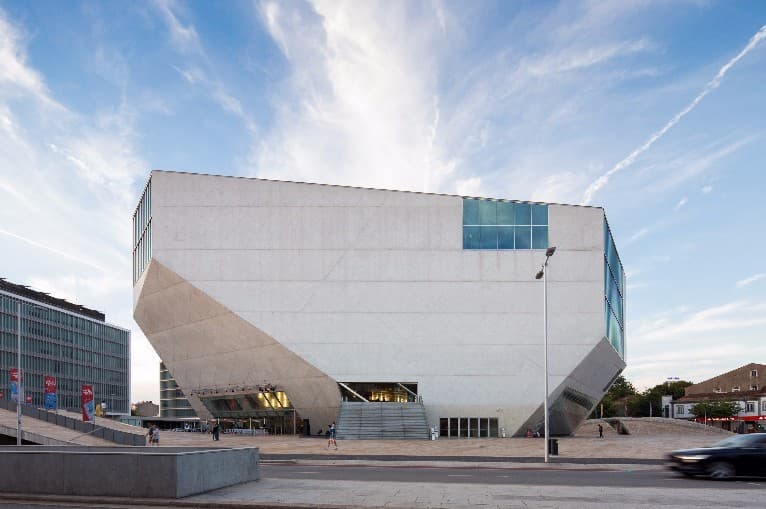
[
  {"left": 81, "top": 384, "right": 95, "bottom": 422},
  {"left": 10, "top": 368, "right": 20, "bottom": 403},
  {"left": 44, "top": 376, "right": 56, "bottom": 394},
  {"left": 44, "top": 376, "right": 57, "bottom": 410},
  {"left": 25, "top": 395, "right": 32, "bottom": 404}
]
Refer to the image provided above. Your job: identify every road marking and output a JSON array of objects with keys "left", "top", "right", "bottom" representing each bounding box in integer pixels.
[
  {"left": 497, "top": 475, "right": 512, "bottom": 478},
  {"left": 294, "top": 471, "right": 319, "bottom": 474},
  {"left": 448, "top": 474, "right": 473, "bottom": 477}
]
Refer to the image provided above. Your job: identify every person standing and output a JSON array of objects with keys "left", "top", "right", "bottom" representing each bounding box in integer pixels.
[
  {"left": 598, "top": 423, "right": 604, "bottom": 438},
  {"left": 152, "top": 425, "right": 160, "bottom": 446},
  {"left": 213, "top": 422, "right": 220, "bottom": 441},
  {"left": 327, "top": 422, "right": 337, "bottom": 450}
]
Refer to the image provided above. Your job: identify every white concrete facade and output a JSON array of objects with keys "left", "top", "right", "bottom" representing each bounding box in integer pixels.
[{"left": 133, "top": 171, "right": 625, "bottom": 436}]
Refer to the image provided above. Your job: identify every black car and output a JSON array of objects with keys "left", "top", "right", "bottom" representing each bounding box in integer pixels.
[{"left": 667, "top": 432, "right": 766, "bottom": 479}]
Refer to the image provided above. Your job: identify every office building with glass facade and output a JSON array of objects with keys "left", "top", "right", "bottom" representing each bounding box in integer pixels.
[
  {"left": 0, "top": 279, "right": 130, "bottom": 414},
  {"left": 133, "top": 171, "right": 626, "bottom": 436}
]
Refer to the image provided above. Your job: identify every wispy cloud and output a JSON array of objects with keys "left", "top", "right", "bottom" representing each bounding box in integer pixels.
[
  {"left": 582, "top": 24, "right": 766, "bottom": 205},
  {"left": 156, "top": 2, "right": 254, "bottom": 131},
  {"left": 736, "top": 273, "right": 766, "bottom": 288},
  {"left": 702, "top": 184, "right": 713, "bottom": 194},
  {"left": 674, "top": 197, "right": 688, "bottom": 210},
  {"left": 623, "top": 227, "right": 652, "bottom": 246}
]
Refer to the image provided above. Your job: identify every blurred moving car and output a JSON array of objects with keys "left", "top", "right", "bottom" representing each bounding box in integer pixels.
[{"left": 667, "top": 433, "right": 766, "bottom": 479}]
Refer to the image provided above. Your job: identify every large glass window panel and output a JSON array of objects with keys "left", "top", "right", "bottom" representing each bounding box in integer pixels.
[
  {"left": 459, "top": 418, "right": 469, "bottom": 438},
  {"left": 496, "top": 201, "right": 515, "bottom": 225},
  {"left": 478, "top": 200, "right": 497, "bottom": 225},
  {"left": 489, "top": 418, "right": 498, "bottom": 437},
  {"left": 463, "top": 226, "right": 480, "bottom": 249},
  {"left": 479, "top": 226, "right": 498, "bottom": 249},
  {"left": 497, "top": 226, "right": 515, "bottom": 249},
  {"left": 463, "top": 199, "right": 479, "bottom": 225},
  {"left": 515, "top": 203, "right": 531, "bottom": 225},
  {"left": 514, "top": 226, "right": 531, "bottom": 249},
  {"left": 531, "top": 204, "right": 548, "bottom": 225},
  {"left": 532, "top": 226, "right": 548, "bottom": 249}
]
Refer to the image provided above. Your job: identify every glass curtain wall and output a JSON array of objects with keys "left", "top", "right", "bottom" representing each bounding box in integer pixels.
[
  {"left": 0, "top": 295, "right": 130, "bottom": 413},
  {"left": 132, "top": 177, "right": 152, "bottom": 283},
  {"left": 604, "top": 219, "right": 625, "bottom": 358}
]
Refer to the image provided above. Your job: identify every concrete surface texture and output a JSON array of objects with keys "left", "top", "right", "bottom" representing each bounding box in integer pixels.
[
  {"left": 0, "top": 446, "right": 259, "bottom": 498},
  {"left": 0, "top": 407, "right": 113, "bottom": 446},
  {"left": 156, "top": 419, "right": 729, "bottom": 460},
  {"left": 133, "top": 170, "right": 625, "bottom": 436}
]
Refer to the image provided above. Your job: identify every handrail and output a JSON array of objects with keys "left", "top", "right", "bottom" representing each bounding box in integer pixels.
[{"left": 337, "top": 382, "right": 368, "bottom": 402}]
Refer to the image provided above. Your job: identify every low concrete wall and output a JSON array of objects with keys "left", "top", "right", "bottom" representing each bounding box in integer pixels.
[{"left": 0, "top": 446, "right": 259, "bottom": 498}]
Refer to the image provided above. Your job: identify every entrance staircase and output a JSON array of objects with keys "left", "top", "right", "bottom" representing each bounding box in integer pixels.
[{"left": 335, "top": 402, "right": 430, "bottom": 440}]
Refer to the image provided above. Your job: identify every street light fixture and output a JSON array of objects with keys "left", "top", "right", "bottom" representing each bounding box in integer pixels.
[{"left": 535, "top": 246, "right": 556, "bottom": 463}]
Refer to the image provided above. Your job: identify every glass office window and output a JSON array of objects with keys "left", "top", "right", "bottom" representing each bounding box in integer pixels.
[
  {"left": 603, "top": 219, "right": 625, "bottom": 359},
  {"left": 463, "top": 198, "right": 548, "bottom": 251}
]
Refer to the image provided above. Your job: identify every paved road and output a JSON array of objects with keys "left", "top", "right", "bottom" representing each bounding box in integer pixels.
[{"left": 262, "top": 462, "right": 766, "bottom": 489}]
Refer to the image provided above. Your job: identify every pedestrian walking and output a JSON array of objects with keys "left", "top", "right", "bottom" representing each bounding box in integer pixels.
[
  {"left": 598, "top": 423, "right": 604, "bottom": 438},
  {"left": 212, "top": 422, "right": 220, "bottom": 441},
  {"left": 327, "top": 422, "right": 337, "bottom": 450}
]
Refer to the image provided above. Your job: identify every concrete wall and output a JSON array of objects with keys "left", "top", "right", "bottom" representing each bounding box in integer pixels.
[
  {"left": 0, "top": 446, "right": 259, "bottom": 498},
  {"left": 135, "top": 171, "right": 623, "bottom": 435}
]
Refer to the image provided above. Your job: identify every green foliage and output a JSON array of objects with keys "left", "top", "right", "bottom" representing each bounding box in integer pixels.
[
  {"left": 690, "top": 400, "right": 741, "bottom": 419},
  {"left": 591, "top": 375, "right": 637, "bottom": 417}
]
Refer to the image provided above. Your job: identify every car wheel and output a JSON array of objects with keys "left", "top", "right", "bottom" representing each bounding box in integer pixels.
[{"left": 707, "top": 462, "right": 735, "bottom": 479}]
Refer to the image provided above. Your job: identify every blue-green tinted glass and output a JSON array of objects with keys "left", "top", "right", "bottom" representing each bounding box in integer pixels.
[
  {"left": 514, "top": 226, "right": 531, "bottom": 249},
  {"left": 478, "top": 200, "right": 497, "bottom": 225},
  {"left": 479, "top": 226, "right": 498, "bottom": 249},
  {"left": 463, "top": 226, "right": 480, "bottom": 249},
  {"left": 496, "top": 202, "right": 515, "bottom": 225},
  {"left": 463, "top": 199, "right": 479, "bottom": 225},
  {"left": 532, "top": 226, "right": 548, "bottom": 249},
  {"left": 531, "top": 204, "right": 548, "bottom": 225},
  {"left": 606, "top": 304, "right": 624, "bottom": 357},
  {"left": 607, "top": 277, "right": 622, "bottom": 323},
  {"left": 498, "top": 226, "right": 514, "bottom": 249},
  {"left": 515, "top": 203, "right": 531, "bottom": 225}
]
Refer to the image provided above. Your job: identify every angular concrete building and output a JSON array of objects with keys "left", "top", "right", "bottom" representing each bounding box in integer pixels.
[{"left": 132, "top": 170, "right": 625, "bottom": 437}]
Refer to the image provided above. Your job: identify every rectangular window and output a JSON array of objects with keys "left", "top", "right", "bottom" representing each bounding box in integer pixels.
[
  {"left": 745, "top": 402, "right": 755, "bottom": 413},
  {"left": 751, "top": 385, "right": 758, "bottom": 391},
  {"left": 675, "top": 405, "right": 684, "bottom": 414},
  {"left": 462, "top": 198, "right": 547, "bottom": 251},
  {"left": 732, "top": 386, "right": 740, "bottom": 392},
  {"left": 751, "top": 370, "right": 759, "bottom": 377}
]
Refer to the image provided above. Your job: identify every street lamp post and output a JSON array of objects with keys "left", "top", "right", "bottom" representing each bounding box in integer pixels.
[{"left": 535, "top": 246, "right": 556, "bottom": 463}]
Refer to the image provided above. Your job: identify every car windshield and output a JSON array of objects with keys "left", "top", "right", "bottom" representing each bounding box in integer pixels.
[{"left": 712, "top": 434, "right": 763, "bottom": 448}]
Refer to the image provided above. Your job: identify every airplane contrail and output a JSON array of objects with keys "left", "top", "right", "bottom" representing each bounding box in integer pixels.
[
  {"left": 582, "top": 24, "right": 766, "bottom": 206},
  {"left": 0, "top": 228, "right": 108, "bottom": 272}
]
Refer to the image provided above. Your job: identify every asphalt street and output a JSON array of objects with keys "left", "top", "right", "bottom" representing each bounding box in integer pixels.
[{"left": 262, "top": 462, "right": 766, "bottom": 489}]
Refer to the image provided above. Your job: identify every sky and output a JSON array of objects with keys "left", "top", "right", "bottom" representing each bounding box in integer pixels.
[{"left": 1, "top": 0, "right": 765, "bottom": 404}]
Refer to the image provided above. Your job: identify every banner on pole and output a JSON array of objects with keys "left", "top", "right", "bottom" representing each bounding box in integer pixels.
[
  {"left": 81, "top": 384, "right": 95, "bottom": 422},
  {"left": 44, "top": 376, "right": 57, "bottom": 410},
  {"left": 10, "top": 368, "right": 19, "bottom": 403}
]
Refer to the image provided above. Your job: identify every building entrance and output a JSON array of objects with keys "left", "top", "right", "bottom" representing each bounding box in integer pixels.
[{"left": 339, "top": 382, "right": 418, "bottom": 402}]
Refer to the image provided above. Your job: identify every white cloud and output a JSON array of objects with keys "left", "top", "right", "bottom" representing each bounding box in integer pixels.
[
  {"left": 702, "top": 184, "right": 713, "bottom": 194},
  {"left": 623, "top": 227, "right": 652, "bottom": 246},
  {"left": 0, "top": 8, "right": 155, "bottom": 403},
  {"left": 152, "top": 0, "right": 201, "bottom": 54},
  {"left": 736, "top": 273, "right": 766, "bottom": 288},
  {"left": 581, "top": 24, "right": 766, "bottom": 205},
  {"left": 674, "top": 196, "right": 688, "bottom": 210}
]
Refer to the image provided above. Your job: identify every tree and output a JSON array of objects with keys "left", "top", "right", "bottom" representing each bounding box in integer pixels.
[
  {"left": 627, "top": 380, "right": 693, "bottom": 417},
  {"left": 690, "top": 400, "right": 741, "bottom": 419},
  {"left": 592, "top": 375, "right": 637, "bottom": 417}
]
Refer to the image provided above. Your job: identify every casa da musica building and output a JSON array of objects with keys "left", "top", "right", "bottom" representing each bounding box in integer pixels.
[{"left": 132, "top": 171, "right": 625, "bottom": 438}]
